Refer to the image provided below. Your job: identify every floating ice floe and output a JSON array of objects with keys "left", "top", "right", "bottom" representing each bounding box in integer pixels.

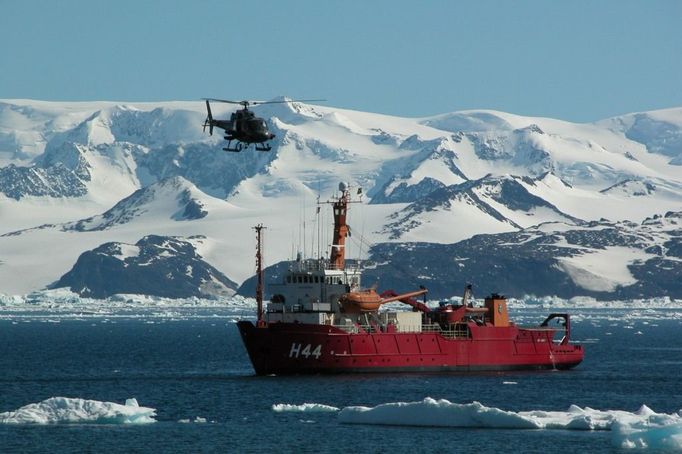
[
  {"left": 335, "top": 398, "right": 682, "bottom": 449},
  {"left": 0, "top": 397, "right": 156, "bottom": 424},
  {"left": 614, "top": 421, "right": 682, "bottom": 450},
  {"left": 0, "top": 288, "right": 256, "bottom": 320},
  {"left": 272, "top": 403, "right": 340, "bottom": 413},
  {"left": 3, "top": 289, "right": 682, "bottom": 321},
  {"left": 178, "top": 416, "right": 208, "bottom": 424},
  {"left": 508, "top": 295, "right": 682, "bottom": 310}
]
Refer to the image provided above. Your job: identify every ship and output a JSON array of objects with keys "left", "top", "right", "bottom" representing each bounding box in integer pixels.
[{"left": 237, "top": 183, "right": 584, "bottom": 375}]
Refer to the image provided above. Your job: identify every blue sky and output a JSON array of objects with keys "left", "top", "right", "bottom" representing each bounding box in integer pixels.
[{"left": 1, "top": 0, "right": 681, "bottom": 121}]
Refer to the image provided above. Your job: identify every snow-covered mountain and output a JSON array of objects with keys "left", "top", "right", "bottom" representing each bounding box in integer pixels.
[
  {"left": 362, "top": 211, "right": 682, "bottom": 300},
  {"left": 1, "top": 98, "right": 681, "bottom": 298},
  {"left": 381, "top": 173, "right": 582, "bottom": 242},
  {"left": 63, "top": 177, "right": 211, "bottom": 232}
]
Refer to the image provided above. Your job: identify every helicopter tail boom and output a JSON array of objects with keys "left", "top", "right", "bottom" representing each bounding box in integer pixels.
[{"left": 203, "top": 100, "right": 214, "bottom": 135}]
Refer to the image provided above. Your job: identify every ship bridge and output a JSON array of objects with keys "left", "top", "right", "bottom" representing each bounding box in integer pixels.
[
  {"left": 267, "top": 258, "right": 363, "bottom": 323},
  {"left": 263, "top": 183, "right": 366, "bottom": 325}
]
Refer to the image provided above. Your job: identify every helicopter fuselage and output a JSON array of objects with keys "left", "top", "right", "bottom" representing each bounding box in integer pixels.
[
  {"left": 203, "top": 100, "right": 275, "bottom": 151},
  {"left": 220, "top": 111, "right": 275, "bottom": 144}
]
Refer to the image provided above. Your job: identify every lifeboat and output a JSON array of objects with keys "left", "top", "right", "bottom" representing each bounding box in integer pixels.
[
  {"left": 339, "top": 289, "right": 382, "bottom": 313},
  {"left": 340, "top": 288, "right": 429, "bottom": 313}
]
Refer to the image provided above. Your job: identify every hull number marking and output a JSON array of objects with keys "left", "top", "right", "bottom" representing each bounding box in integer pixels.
[{"left": 289, "top": 343, "right": 322, "bottom": 359}]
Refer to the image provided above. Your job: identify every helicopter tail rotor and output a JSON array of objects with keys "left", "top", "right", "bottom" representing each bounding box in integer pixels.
[{"left": 203, "top": 100, "right": 214, "bottom": 135}]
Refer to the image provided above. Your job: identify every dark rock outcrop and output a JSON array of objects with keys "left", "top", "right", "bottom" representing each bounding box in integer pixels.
[{"left": 53, "top": 235, "right": 237, "bottom": 299}]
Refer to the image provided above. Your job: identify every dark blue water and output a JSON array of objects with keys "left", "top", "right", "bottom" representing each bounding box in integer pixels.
[{"left": 1, "top": 309, "right": 682, "bottom": 453}]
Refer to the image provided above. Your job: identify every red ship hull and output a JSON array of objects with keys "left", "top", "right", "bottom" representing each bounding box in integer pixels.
[{"left": 237, "top": 321, "right": 584, "bottom": 375}]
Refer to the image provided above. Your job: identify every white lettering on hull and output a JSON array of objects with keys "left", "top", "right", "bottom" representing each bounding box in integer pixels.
[{"left": 289, "top": 343, "right": 322, "bottom": 359}]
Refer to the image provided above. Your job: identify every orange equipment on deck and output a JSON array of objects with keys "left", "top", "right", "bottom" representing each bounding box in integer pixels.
[{"left": 484, "top": 293, "right": 510, "bottom": 327}]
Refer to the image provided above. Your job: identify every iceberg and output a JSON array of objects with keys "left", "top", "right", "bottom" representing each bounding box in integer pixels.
[
  {"left": 338, "top": 399, "right": 536, "bottom": 429},
  {"left": 272, "top": 403, "right": 340, "bottom": 413},
  {"left": 0, "top": 397, "right": 156, "bottom": 424},
  {"left": 0, "top": 288, "right": 256, "bottom": 321},
  {"left": 612, "top": 421, "right": 682, "bottom": 450},
  {"left": 337, "top": 398, "right": 682, "bottom": 449}
]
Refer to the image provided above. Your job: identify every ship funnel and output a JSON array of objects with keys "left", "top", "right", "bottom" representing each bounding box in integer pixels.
[{"left": 329, "top": 183, "right": 351, "bottom": 270}]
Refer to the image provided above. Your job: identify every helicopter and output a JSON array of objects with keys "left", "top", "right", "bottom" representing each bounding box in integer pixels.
[{"left": 202, "top": 98, "right": 324, "bottom": 152}]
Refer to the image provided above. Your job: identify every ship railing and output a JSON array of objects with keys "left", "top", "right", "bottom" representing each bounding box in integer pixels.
[
  {"left": 440, "top": 323, "right": 471, "bottom": 339},
  {"left": 396, "top": 324, "right": 469, "bottom": 338},
  {"left": 331, "top": 323, "right": 469, "bottom": 338},
  {"left": 400, "top": 323, "right": 470, "bottom": 339},
  {"left": 396, "top": 324, "right": 434, "bottom": 333},
  {"left": 334, "top": 324, "right": 361, "bottom": 334},
  {"left": 288, "top": 259, "right": 364, "bottom": 274},
  {"left": 290, "top": 259, "right": 327, "bottom": 272},
  {"left": 326, "top": 263, "right": 363, "bottom": 272},
  {"left": 333, "top": 324, "right": 403, "bottom": 334},
  {"left": 331, "top": 323, "right": 456, "bottom": 336}
]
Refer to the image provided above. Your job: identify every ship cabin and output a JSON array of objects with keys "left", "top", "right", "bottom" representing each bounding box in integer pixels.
[{"left": 266, "top": 257, "right": 362, "bottom": 324}]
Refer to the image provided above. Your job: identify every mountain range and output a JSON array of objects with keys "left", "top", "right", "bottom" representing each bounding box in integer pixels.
[{"left": 1, "top": 98, "right": 681, "bottom": 299}]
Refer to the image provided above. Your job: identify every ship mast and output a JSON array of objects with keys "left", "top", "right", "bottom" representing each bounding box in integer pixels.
[
  {"left": 329, "top": 183, "right": 351, "bottom": 270},
  {"left": 254, "top": 224, "right": 266, "bottom": 326}
]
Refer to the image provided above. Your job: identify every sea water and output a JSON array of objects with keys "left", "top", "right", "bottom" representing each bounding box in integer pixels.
[{"left": 1, "top": 307, "right": 682, "bottom": 452}]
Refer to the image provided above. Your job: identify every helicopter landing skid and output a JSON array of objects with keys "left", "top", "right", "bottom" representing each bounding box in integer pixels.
[
  {"left": 223, "top": 141, "right": 243, "bottom": 152},
  {"left": 222, "top": 141, "right": 272, "bottom": 152}
]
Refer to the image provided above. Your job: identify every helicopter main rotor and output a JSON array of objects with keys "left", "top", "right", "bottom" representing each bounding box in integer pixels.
[{"left": 203, "top": 98, "right": 326, "bottom": 109}]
